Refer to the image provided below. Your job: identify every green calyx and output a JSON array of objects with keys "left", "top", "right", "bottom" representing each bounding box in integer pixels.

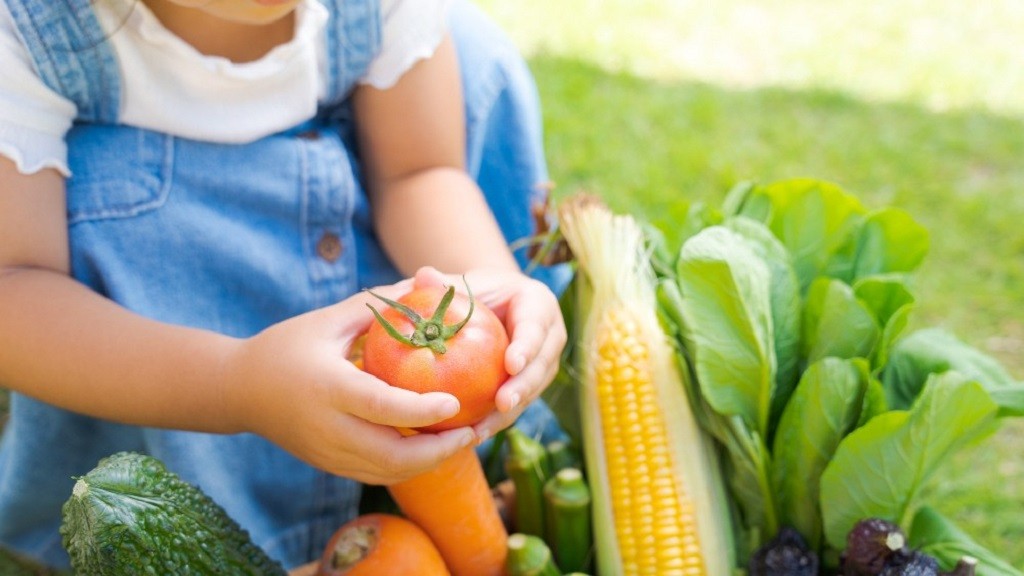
[{"left": 366, "top": 277, "right": 475, "bottom": 354}]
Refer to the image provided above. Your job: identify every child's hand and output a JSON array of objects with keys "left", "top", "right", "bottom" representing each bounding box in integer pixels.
[
  {"left": 409, "top": 266, "right": 567, "bottom": 444},
  {"left": 221, "top": 283, "right": 477, "bottom": 485}
]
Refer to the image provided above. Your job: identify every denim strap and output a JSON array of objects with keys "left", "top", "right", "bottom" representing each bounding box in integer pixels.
[
  {"left": 5, "top": 0, "right": 121, "bottom": 123},
  {"left": 319, "top": 0, "right": 381, "bottom": 105}
]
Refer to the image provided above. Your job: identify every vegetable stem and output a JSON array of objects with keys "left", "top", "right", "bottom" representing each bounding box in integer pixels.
[{"left": 365, "top": 277, "right": 475, "bottom": 354}]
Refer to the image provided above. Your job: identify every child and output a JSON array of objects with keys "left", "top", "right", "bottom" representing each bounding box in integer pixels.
[{"left": 0, "top": 0, "right": 568, "bottom": 569}]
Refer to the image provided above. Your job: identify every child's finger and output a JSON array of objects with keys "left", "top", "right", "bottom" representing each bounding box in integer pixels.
[
  {"left": 332, "top": 420, "right": 475, "bottom": 484},
  {"left": 505, "top": 320, "right": 545, "bottom": 376},
  {"left": 384, "top": 426, "right": 479, "bottom": 479},
  {"left": 412, "top": 266, "right": 448, "bottom": 289},
  {"left": 495, "top": 327, "right": 563, "bottom": 413},
  {"left": 339, "top": 371, "right": 462, "bottom": 429}
]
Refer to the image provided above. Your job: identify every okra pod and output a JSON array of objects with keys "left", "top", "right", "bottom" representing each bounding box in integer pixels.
[
  {"left": 506, "top": 533, "right": 562, "bottom": 576},
  {"left": 542, "top": 467, "right": 592, "bottom": 574},
  {"left": 505, "top": 428, "right": 552, "bottom": 537},
  {"left": 545, "top": 439, "right": 581, "bottom": 473}
]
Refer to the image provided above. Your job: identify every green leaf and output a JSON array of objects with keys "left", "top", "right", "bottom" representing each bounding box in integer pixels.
[
  {"left": 881, "top": 327, "right": 1024, "bottom": 415},
  {"left": 723, "top": 216, "right": 803, "bottom": 434},
  {"left": 640, "top": 220, "right": 676, "bottom": 279},
  {"left": 857, "top": 376, "right": 889, "bottom": 427},
  {"left": 819, "top": 372, "right": 1000, "bottom": 549},
  {"left": 802, "top": 277, "right": 880, "bottom": 364},
  {"left": 675, "top": 225, "right": 777, "bottom": 436},
  {"left": 721, "top": 179, "right": 758, "bottom": 217},
  {"left": 771, "top": 358, "right": 869, "bottom": 549},
  {"left": 910, "top": 506, "right": 1023, "bottom": 575},
  {"left": 734, "top": 178, "right": 867, "bottom": 291},
  {"left": 852, "top": 276, "right": 915, "bottom": 369},
  {"left": 675, "top": 201, "right": 724, "bottom": 247},
  {"left": 853, "top": 276, "right": 915, "bottom": 332},
  {"left": 852, "top": 207, "right": 930, "bottom": 279},
  {"left": 721, "top": 420, "right": 777, "bottom": 549}
]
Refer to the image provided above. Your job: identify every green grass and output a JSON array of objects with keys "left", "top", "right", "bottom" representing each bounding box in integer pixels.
[{"left": 477, "top": 0, "right": 1024, "bottom": 116}]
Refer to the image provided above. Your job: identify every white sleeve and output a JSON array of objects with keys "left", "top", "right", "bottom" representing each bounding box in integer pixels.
[
  {"left": 359, "top": 0, "right": 454, "bottom": 90},
  {"left": 0, "top": 2, "right": 77, "bottom": 176}
]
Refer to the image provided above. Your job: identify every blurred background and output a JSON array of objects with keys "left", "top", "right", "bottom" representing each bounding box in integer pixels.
[{"left": 477, "top": 0, "right": 1024, "bottom": 565}]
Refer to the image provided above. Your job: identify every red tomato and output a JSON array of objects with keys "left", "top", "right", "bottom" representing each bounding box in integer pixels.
[{"left": 362, "top": 284, "right": 509, "bottom": 433}]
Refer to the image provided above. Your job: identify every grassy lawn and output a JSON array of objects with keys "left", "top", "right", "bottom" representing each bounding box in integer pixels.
[{"left": 479, "top": 0, "right": 1024, "bottom": 567}]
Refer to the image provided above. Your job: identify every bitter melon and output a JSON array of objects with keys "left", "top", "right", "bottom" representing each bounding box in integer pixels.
[{"left": 60, "top": 451, "right": 286, "bottom": 575}]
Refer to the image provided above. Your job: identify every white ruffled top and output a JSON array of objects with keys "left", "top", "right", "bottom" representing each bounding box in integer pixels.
[{"left": 0, "top": 0, "right": 452, "bottom": 176}]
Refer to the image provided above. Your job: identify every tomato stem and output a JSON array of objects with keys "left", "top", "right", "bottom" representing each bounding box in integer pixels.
[{"left": 366, "top": 277, "right": 476, "bottom": 354}]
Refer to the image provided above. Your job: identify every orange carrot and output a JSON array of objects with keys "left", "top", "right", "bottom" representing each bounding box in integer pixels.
[
  {"left": 387, "top": 445, "right": 508, "bottom": 576},
  {"left": 315, "top": 513, "right": 449, "bottom": 576}
]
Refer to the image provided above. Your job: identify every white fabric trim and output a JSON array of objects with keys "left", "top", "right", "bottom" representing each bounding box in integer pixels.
[
  {"left": 361, "top": 0, "right": 454, "bottom": 90},
  {"left": 0, "top": 141, "right": 70, "bottom": 177}
]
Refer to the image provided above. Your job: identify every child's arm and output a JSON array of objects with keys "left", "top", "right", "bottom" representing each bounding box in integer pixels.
[
  {"left": 0, "top": 157, "right": 474, "bottom": 484},
  {"left": 352, "top": 36, "right": 567, "bottom": 441},
  {"left": 352, "top": 36, "right": 518, "bottom": 275}
]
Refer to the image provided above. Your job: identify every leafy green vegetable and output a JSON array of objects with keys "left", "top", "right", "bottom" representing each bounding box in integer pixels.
[
  {"left": 675, "top": 225, "right": 777, "bottom": 437},
  {"left": 852, "top": 276, "right": 915, "bottom": 369},
  {"left": 819, "top": 372, "right": 999, "bottom": 549},
  {"left": 723, "top": 216, "right": 803, "bottom": 432},
  {"left": 771, "top": 358, "right": 869, "bottom": 550},
  {"left": 801, "top": 277, "right": 879, "bottom": 364},
  {"left": 715, "top": 417, "right": 776, "bottom": 553},
  {"left": 730, "top": 178, "right": 866, "bottom": 291},
  {"left": 851, "top": 208, "right": 929, "bottom": 278},
  {"left": 857, "top": 376, "right": 889, "bottom": 427},
  {"left": 910, "top": 506, "right": 1024, "bottom": 575},
  {"left": 658, "top": 267, "right": 778, "bottom": 552},
  {"left": 883, "top": 327, "right": 1024, "bottom": 415}
]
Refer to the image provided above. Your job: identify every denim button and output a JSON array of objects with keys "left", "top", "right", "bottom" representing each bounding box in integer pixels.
[
  {"left": 316, "top": 232, "right": 343, "bottom": 262},
  {"left": 297, "top": 130, "right": 319, "bottom": 140}
]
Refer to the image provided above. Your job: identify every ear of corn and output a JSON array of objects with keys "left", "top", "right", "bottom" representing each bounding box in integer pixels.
[{"left": 558, "top": 195, "right": 734, "bottom": 575}]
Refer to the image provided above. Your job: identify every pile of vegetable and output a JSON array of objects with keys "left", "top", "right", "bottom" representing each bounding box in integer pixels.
[
  {"left": 56, "top": 279, "right": 593, "bottom": 576},
  {"left": 543, "top": 179, "right": 1024, "bottom": 574},
  {"left": 52, "top": 177, "right": 1024, "bottom": 575}
]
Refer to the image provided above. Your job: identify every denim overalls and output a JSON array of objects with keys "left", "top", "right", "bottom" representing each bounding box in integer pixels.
[{"left": 0, "top": 0, "right": 569, "bottom": 569}]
